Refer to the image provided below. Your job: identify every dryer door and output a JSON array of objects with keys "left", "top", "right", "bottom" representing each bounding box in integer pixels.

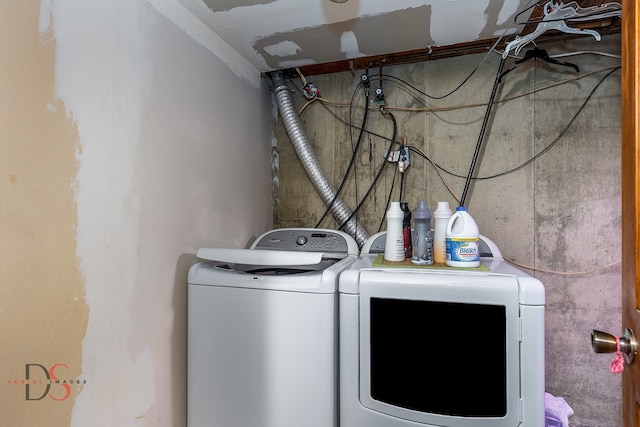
[{"left": 357, "top": 270, "right": 521, "bottom": 427}]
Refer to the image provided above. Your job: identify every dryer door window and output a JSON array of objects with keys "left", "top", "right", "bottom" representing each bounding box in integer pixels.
[{"left": 369, "top": 297, "right": 507, "bottom": 417}]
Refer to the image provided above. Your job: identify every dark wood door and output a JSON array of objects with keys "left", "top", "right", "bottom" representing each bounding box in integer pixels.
[{"left": 621, "top": 1, "right": 640, "bottom": 426}]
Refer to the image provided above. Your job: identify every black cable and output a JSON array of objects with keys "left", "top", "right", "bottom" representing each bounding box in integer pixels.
[
  {"left": 318, "top": 101, "right": 393, "bottom": 144},
  {"left": 338, "top": 110, "right": 398, "bottom": 231},
  {"left": 314, "top": 77, "right": 370, "bottom": 228},
  {"left": 459, "top": 55, "right": 507, "bottom": 207},
  {"left": 371, "top": 73, "right": 475, "bottom": 101},
  {"left": 422, "top": 66, "right": 620, "bottom": 181},
  {"left": 349, "top": 77, "right": 363, "bottom": 227},
  {"left": 287, "top": 75, "right": 370, "bottom": 235},
  {"left": 368, "top": 69, "right": 482, "bottom": 101},
  {"left": 364, "top": 2, "right": 520, "bottom": 102},
  {"left": 377, "top": 167, "right": 398, "bottom": 233},
  {"left": 304, "top": 60, "right": 618, "bottom": 212},
  {"left": 513, "top": 0, "right": 546, "bottom": 25}
]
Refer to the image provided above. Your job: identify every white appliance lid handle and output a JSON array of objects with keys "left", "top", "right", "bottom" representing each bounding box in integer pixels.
[{"left": 196, "top": 248, "right": 323, "bottom": 266}]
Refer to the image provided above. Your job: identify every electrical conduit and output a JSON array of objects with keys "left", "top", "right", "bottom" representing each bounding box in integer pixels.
[{"left": 271, "top": 71, "right": 369, "bottom": 247}]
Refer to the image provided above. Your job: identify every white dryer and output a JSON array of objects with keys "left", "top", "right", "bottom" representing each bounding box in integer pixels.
[
  {"left": 187, "top": 228, "right": 359, "bottom": 427},
  {"left": 339, "top": 232, "right": 546, "bottom": 427}
]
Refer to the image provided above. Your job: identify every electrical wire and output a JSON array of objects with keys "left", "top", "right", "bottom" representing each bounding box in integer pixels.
[
  {"left": 293, "top": 74, "right": 402, "bottom": 232},
  {"left": 377, "top": 167, "right": 398, "bottom": 233},
  {"left": 290, "top": 63, "right": 619, "bottom": 222},
  {"left": 408, "top": 145, "right": 462, "bottom": 204},
  {"left": 359, "top": 0, "right": 541, "bottom": 101},
  {"left": 361, "top": 1, "right": 524, "bottom": 101},
  {"left": 288, "top": 34, "right": 620, "bottom": 270},
  {"left": 288, "top": 71, "right": 373, "bottom": 231},
  {"left": 338, "top": 110, "right": 398, "bottom": 232},
  {"left": 459, "top": 55, "right": 506, "bottom": 207},
  {"left": 349, "top": 78, "right": 362, "bottom": 230},
  {"left": 311, "top": 99, "right": 419, "bottom": 229},
  {"left": 432, "top": 65, "right": 621, "bottom": 181},
  {"left": 293, "top": 63, "right": 619, "bottom": 200},
  {"left": 494, "top": 47, "right": 622, "bottom": 62},
  {"left": 505, "top": 258, "right": 621, "bottom": 275},
  {"left": 288, "top": 14, "right": 620, "bottom": 274},
  {"left": 314, "top": 78, "right": 370, "bottom": 228},
  {"left": 295, "top": 67, "right": 307, "bottom": 85},
  {"left": 513, "top": 0, "right": 547, "bottom": 25},
  {"left": 544, "top": 50, "right": 621, "bottom": 60},
  {"left": 302, "top": 65, "right": 620, "bottom": 116}
]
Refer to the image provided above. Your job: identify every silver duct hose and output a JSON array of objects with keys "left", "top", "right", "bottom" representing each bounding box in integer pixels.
[{"left": 271, "top": 71, "right": 369, "bottom": 247}]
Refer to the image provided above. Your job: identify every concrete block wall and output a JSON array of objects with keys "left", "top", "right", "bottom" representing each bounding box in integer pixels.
[{"left": 272, "top": 34, "right": 621, "bottom": 427}]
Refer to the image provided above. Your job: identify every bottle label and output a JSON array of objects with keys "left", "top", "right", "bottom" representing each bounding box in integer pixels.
[
  {"left": 403, "top": 227, "right": 412, "bottom": 258},
  {"left": 446, "top": 237, "right": 479, "bottom": 262}
]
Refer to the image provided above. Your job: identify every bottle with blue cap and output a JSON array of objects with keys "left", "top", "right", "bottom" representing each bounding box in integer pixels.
[{"left": 445, "top": 206, "right": 480, "bottom": 268}]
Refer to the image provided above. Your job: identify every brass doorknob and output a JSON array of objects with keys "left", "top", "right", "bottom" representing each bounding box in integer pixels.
[{"left": 591, "top": 328, "right": 637, "bottom": 364}]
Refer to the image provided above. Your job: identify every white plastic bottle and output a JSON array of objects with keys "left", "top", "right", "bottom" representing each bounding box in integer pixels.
[
  {"left": 433, "top": 201, "right": 453, "bottom": 264},
  {"left": 384, "top": 202, "right": 405, "bottom": 262},
  {"left": 445, "top": 206, "right": 480, "bottom": 268}
]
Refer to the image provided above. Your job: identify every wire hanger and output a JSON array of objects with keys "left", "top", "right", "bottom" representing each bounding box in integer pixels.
[
  {"left": 515, "top": 0, "right": 622, "bottom": 26},
  {"left": 543, "top": 1, "right": 622, "bottom": 23},
  {"left": 503, "top": 1, "right": 622, "bottom": 59},
  {"left": 516, "top": 46, "right": 579, "bottom": 72},
  {"left": 498, "top": 46, "right": 579, "bottom": 82}
]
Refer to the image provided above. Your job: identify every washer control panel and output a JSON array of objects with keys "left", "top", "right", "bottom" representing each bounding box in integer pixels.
[{"left": 252, "top": 228, "right": 358, "bottom": 254}]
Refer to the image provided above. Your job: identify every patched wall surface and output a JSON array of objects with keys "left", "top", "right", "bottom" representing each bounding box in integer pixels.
[{"left": 0, "top": 2, "right": 87, "bottom": 424}]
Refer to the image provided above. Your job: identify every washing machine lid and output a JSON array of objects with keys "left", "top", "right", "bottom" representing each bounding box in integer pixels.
[
  {"left": 191, "top": 228, "right": 358, "bottom": 290},
  {"left": 189, "top": 252, "right": 356, "bottom": 292},
  {"left": 205, "top": 258, "right": 342, "bottom": 276},
  {"left": 197, "top": 247, "right": 323, "bottom": 266}
]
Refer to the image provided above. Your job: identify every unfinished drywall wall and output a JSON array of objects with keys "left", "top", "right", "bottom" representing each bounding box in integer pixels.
[
  {"left": 1, "top": 1, "right": 273, "bottom": 426},
  {"left": 273, "top": 34, "right": 622, "bottom": 427},
  {"left": 185, "top": 0, "right": 526, "bottom": 72},
  {"left": 0, "top": 1, "right": 87, "bottom": 425},
  {"left": 66, "top": 1, "right": 272, "bottom": 426}
]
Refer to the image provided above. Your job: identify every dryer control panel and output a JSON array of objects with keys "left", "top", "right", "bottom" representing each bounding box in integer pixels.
[{"left": 251, "top": 228, "right": 359, "bottom": 255}]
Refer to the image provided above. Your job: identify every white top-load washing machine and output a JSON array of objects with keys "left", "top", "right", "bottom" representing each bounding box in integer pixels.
[
  {"left": 339, "top": 232, "right": 546, "bottom": 427},
  {"left": 187, "top": 228, "right": 359, "bottom": 427}
]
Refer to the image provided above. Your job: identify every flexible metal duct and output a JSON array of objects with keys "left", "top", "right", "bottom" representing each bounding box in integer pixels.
[{"left": 271, "top": 71, "right": 369, "bottom": 247}]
